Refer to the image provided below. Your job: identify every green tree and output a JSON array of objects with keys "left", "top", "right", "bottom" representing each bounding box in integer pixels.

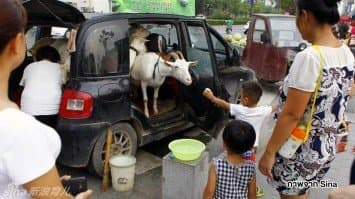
[
  {"left": 280, "top": 0, "right": 296, "bottom": 14},
  {"left": 205, "top": 0, "right": 284, "bottom": 23}
]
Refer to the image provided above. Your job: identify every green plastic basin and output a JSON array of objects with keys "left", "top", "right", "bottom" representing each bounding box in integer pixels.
[{"left": 168, "top": 139, "right": 206, "bottom": 161}]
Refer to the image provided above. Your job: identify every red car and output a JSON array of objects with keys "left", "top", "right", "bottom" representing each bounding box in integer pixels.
[{"left": 243, "top": 14, "right": 307, "bottom": 82}]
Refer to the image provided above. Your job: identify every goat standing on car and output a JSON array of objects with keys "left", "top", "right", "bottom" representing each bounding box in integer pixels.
[{"left": 131, "top": 51, "right": 196, "bottom": 117}]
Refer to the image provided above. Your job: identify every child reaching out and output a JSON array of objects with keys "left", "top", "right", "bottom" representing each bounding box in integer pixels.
[
  {"left": 203, "top": 80, "right": 277, "bottom": 152},
  {"left": 203, "top": 80, "right": 277, "bottom": 197},
  {"left": 203, "top": 120, "right": 257, "bottom": 199}
]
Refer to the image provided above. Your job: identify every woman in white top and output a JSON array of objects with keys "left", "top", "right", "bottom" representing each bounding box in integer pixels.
[
  {"left": 259, "top": 0, "right": 355, "bottom": 198},
  {"left": 20, "top": 45, "right": 63, "bottom": 128},
  {"left": 0, "top": 0, "right": 91, "bottom": 198}
]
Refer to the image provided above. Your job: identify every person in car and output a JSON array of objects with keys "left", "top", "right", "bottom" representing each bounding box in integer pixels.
[
  {"left": 20, "top": 45, "right": 63, "bottom": 128},
  {"left": 259, "top": 0, "right": 355, "bottom": 198},
  {"left": 0, "top": 1, "right": 92, "bottom": 198}
]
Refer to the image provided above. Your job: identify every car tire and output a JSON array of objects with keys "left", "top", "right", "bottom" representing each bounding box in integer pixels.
[{"left": 88, "top": 122, "right": 137, "bottom": 177}]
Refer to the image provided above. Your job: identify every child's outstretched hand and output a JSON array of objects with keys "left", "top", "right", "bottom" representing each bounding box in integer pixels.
[
  {"left": 203, "top": 88, "right": 230, "bottom": 110},
  {"left": 203, "top": 88, "right": 214, "bottom": 100}
]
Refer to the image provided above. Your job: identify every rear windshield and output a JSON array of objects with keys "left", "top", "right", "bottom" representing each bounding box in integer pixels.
[
  {"left": 269, "top": 17, "right": 303, "bottom": 47},
  {"left": 142, "top": 23, "right": 179, "bottom": 47},
  {"left": 81, "top": 20, "right": 129, "bottom": 76},
  {"left": 25, "top": 26, "right": 69, "bottom": 57}
]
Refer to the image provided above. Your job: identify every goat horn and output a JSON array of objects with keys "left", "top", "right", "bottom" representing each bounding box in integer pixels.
[{"left": 175, "top": 51, "right": 185, "bottom": 59}]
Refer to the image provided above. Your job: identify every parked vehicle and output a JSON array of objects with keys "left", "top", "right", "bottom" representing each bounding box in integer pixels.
[
  {"left": 242, "top": 14, "right": 307, "bottom": 82},
  {"left": 14, "top": 0, "right": 255, "bottom": 176}
]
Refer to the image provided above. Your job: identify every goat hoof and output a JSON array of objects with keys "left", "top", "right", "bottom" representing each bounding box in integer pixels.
[{"left": 144, "top": 111, "right": 150, "bottom": 118}]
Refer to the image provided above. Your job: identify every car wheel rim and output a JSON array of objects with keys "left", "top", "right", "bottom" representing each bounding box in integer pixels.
[{"left": 101, "top": 130, "right": 132, "bottom": 162}]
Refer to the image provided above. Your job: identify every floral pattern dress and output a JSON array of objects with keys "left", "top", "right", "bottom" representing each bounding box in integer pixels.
[{"left": 268, "top": 45, "right": 355, "bottom": 195}]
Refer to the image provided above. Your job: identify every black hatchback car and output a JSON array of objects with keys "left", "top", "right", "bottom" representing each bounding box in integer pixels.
[{"left": 14, "top": 0, "right": 255, "bottom": 176}]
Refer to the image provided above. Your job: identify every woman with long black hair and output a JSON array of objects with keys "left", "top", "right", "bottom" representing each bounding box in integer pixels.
[
  {"left": 0, "top": 1, "right": 91, "bottom": 198},
  {"left": 259, "top": 0, "right": 355, "bottom": 198}
]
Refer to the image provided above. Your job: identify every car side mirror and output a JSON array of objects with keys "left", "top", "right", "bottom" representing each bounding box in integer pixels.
[{"left": 261, "top": 31, "right": 271, "bottom": 43}]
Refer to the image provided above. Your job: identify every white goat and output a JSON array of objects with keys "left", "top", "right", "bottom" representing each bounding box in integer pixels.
[
  {"left": 129, "top": 25, "right": 150, "bottom": 69},
  {"left": 129, "top": 37, "right": 148, "bottom": 69},
  {"left": 131, "top": 51, "right": 197, "bottom": 117}
]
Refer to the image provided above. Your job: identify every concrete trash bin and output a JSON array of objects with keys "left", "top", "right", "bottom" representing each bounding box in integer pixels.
[{"left": 109, "top": 155, "right": 136, "bottom": 192}]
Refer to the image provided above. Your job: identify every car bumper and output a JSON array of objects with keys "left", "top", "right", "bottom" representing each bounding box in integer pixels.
[{"left": 56, "top": 119, "right": 109, "bottom": 167}]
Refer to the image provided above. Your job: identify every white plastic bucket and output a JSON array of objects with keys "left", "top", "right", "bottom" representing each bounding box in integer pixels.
[{"left": 109, "top": 155, "right": 136, "bottom": 192}]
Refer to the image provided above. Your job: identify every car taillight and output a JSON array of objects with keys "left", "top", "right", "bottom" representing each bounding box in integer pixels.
[{"left": 59, "top": 89, "right": 93, "bottom": 119}]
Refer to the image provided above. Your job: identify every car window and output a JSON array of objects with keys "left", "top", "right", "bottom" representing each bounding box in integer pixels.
[
  {"left": 211, "top": 32, "right": 226, "bottom": 53},
  {"left": 26, "top": 26, "right": 70, "bottom": 58},
  {"left": 51, "top": 27, "right": 68, "bottom": 38},
  {"left": 269, "top": 17, "right": 303, "bottom": 47},
  {"left": 188, "top": 25, "right": 209, "bottom": 49},
  {"left": 143, "top": 24, "right": 178, "bottom": 48},
  {"left": 252, "top": 18, "right": 266, "bottom": 42},
  {"left": 82, "top": 20, "right": 129, "bottom": 76},
  {"left": 186, "top": 24, "right": 213, "bottom": 76},
  {"left": 25, "top": 26, "right": 39, "bottom": 56},
  {"left": 210, "top": 30, "right": 230, "bottom": 69}
]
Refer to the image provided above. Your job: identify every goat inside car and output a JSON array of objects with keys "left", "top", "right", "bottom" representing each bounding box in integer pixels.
[{"left": 129, "top": 23, "right": 196, "bottom": 118}]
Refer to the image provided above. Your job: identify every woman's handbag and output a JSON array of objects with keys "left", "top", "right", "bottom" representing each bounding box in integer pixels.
[{"left": 278, "top": 45, "right": 324, "bottom": 159}]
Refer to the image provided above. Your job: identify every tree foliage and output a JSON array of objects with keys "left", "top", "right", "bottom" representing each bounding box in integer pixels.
[{"left": 202, "top": 0, "right": 295, "bottom": 20}]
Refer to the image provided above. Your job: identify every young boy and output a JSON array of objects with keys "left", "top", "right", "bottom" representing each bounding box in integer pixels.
[
  {"left": 203, "top": 80, "right": 277, "bottom": 198},
  {"left": 203, "top": 80, "right": 277, "bottom": 153},
  {"left": 203, "top": 120, "right": 257, "bottom": 199}
]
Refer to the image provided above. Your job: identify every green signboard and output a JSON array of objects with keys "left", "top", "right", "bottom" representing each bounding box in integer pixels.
[{"left": 112, "top": 0, "right": 195, "bottom": 16}]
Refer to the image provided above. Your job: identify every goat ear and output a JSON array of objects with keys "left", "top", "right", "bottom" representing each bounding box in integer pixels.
[
  {"left": 189, "top": 61, "right": 198, "bottom": 67},
  {"left": 164, "top": 61, "right": 173, "bottom": 67}
]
